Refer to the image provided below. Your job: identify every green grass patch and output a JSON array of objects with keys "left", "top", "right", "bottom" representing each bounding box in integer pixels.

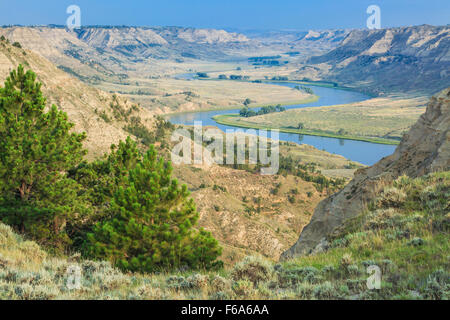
[{"left": 213, "top": 114, "right": 400, "bottom": 145}]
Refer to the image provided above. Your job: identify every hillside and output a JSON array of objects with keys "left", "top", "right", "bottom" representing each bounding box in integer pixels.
[
  {"left": 0, "top": 38, "right": 155, "bottom": 159},
  {"left": 0, "top": 40, "right": 355, "bottom": 265},
  {"left": 306, "top": 25, "right": 450, "bottom": 96},
  {"left": 3, "top": 89, "right": 446, "bottom": 300},
  {"left": 240, "top": 29, "right": 350, "bottom": 59},
  {"left": 0, "top": 28, "right": 448, "bottom": 300},
  {"left": 0, "top": 26, "right": 255, "bottom": 81},
  {"left": 2, "top": 25, "right": 448, "bottom": 98},
  {"left": 0, "top": 26, "right": 319, "bottom": 114},
  {"left": 282, "top": 87, "right": 450, "bottom": 259},
  {"left": 1, "top": 170, "right": 448, "bottom": 299}
]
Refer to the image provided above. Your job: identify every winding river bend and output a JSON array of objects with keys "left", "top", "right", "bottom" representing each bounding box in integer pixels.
[{"left": 168, "top": 75, "right": 397, "bottom": 166}]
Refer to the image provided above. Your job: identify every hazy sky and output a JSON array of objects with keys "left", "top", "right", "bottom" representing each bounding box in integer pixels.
[{"left": 1, "top": 0, "right": 449, "bottom": 30}]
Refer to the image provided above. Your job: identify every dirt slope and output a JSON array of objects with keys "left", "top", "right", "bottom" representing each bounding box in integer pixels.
[
  {"left": 282, "top": 87, "right": 450, "bottom": 259},
  {"left": 0, "top": 39, "right": 155, "bottom": 159}
]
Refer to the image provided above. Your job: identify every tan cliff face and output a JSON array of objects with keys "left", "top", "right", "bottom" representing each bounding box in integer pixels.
[
  {"left": 308, "top": 25, "right": 450, "bottom": 95},
  {"left": 0, "top": 40, "right": 155, "bottom": 159},
  {"left": 281, "top": 87, "right": 450, "bottom": 260},
  {"left": 0, "top": 26, "right": 253, "bottom": 80}
]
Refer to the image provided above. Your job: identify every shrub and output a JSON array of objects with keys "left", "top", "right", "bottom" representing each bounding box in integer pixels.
[
  {"left": 210, "top": 275, "right": 230, "bottom": 292},
  {"left": 340, "top": 254, "right": 353, "bottom": 268},
  {"left": 231, "top": 256, "right": 273, "bottom": 284},
  {"left": 378, "top": 187, "right": 407, "bottom": 208},
  {"left": 187, "top": 274, "right": 208, "bottom": 290},
  {"left": 295, "top": 282, "right": 315, "bottom": 299},
  {"left": 209, "top": 291, "right": 229, "bottom": 300},
  {"left": 313, "top": 281, "right": 335, "bottom": 299},
  {"left": 166, "top": 276, "right": 191, "bottom": 291},
  {"left": 422, "top": 269, "right": 449, "bottom": 300},
  {"left": 232, "top": 279, "right": 254, "bottom": 297},
  {"left": 345, "top": 279, "right": 366, "bottom": 292},
  {"left": 347, "top": 264, "right": 361, "bottom": 276},
  {"left": 407, "top": 237, "right": 425, "bottom": 247},
  {"left": 277, "top": 266, "right": 320, "bottom": 287}
]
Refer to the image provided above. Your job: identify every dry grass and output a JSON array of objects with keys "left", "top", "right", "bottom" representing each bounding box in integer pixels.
[
  {"left": 224, "top": 96, "right": 428, "bottom": 142},
  {"left": 96, "top": 77, "right": 314, "bottom": 114},
  {"left": 0, "top": 172, "right": 448, "bottom": 300},
  {"left": 170, "top": 139, "right": 359, "bottom": 264}
]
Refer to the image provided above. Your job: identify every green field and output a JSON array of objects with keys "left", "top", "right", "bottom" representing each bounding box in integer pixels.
[{"left": 213, "top": 114, "right": 400, "bottom": 145}]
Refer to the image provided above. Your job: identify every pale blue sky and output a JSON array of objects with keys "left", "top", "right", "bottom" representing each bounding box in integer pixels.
[{"left": 1, "top": 0, "right": 449, "bottom": 30}]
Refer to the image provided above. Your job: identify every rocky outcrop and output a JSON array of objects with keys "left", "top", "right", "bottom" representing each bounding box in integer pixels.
[
  {"left": 281, "top": 87, "right": 450, "bottom": 260},
  {"left": 308, "top": 25, "right": 450, "bottom": 95}
]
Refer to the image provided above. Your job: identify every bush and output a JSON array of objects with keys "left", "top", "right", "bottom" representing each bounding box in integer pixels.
[
  {"left": 347, "top": 264, "right": 361, "bottom": 276},
  {"left": 209, "top": 291, "right": 229, "bottom": 300},
  {"left": 378, "top": 187, "right": 407, "bottom": 208},
  {"left": 407, "top": 237, "right": 425, "bottom": 247},
  {"left": 231, "top": 256, "right": 273, "bottom": 284},
  {"left": 210, "top": 275, "right": 230, "bottom": 292},
  {"left": 422, "top": 269, "right": 449, "bottom": 300},
  {"left": 313, "top": 281, "right": 336, "bottom": 299},
  {"left": 166, "top": 276, "right": 191, "bottom": 291},
  {"left": 340, "top": 254, "right": 353, "bottom": 268},
  {"left": 186, "top": 274, "right": 208, "bottom": 290},
  {"left": 232, "top": 279, "right": 254, "bottom": 297},
  {"left": 276, "top": 266, "right": 321, "bottom": 287}
]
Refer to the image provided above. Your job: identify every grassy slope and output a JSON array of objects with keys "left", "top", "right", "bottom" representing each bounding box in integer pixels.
[
  {"left": 213, "top": 96, "right": 428, "bottom": 145},
  {"left": 1, "top": 172, "right": 447, "bottom": 299}
]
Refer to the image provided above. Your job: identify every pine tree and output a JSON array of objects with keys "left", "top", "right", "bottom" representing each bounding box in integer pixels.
[
  {"left": 71, "top": 137, "right": 141, "bottom": 207},
  {"left": 0, "top": 65, "right": 87, "bottom": 251},
  {"left": 85, "top": 142, "right": 222, "bottom": 272},
  {"left": 68, "top": 137, "right": 142, "bottom": 247}
]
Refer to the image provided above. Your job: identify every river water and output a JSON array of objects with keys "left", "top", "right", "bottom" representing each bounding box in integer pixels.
[{"left": 167, "top": 76, "right": 397, "bottom": 165}]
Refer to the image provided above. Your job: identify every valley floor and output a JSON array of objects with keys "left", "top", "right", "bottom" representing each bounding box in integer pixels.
[
  {"left": 95, "top": 76, "right": 317, "bottom": 114},
  {"left": 213, "top": 96, "right": 428, "bottom": 145}
]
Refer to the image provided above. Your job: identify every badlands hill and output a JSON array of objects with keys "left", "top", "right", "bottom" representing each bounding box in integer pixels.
[
  {"left": 0, "top": 26, "right": 254, "bottom": 81},
  {"left": 307, "top": 25, "right": 450, "bottom": 96},
  {"left": 282, "top": 87, "right": 450, "bottom": 259},
  {"left": 0, "top": 26, "right": 358, "bottom": 82},
  {"left": 0, "top": 37, "right": 155, "bottom": 159},
  {"left": 1, "top": 25, "right": 448, "bottom": 96}
]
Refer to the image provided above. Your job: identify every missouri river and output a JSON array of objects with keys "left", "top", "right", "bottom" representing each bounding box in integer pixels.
[{"left": 168, "top": 75, "right": 396, "bottom": 165}]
